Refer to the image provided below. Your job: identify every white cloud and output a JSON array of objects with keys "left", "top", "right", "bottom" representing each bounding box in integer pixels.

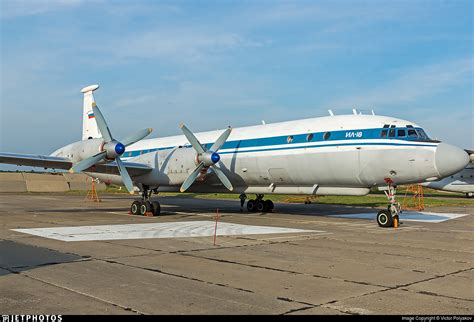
[
  {"left": 0, "top": 0, "right": 86, "bottom": 19},
  {"left": 329, "top": 58, "right": 474, "bottom": 108}
]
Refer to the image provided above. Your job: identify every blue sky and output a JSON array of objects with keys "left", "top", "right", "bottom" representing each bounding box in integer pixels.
[{"left": 1, "top": 0, "right": 473, "bottom": 158}]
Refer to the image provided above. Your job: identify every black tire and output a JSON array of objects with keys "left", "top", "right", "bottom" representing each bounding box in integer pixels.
[
  {"left": 265, "top": 200, "right": 274, "bottom": 212},
  {"left": 131, "top": 200, "right": 141, "bottom": 215},
  {"left": 377, "top": 210, "right": 393, "bottom": 228},
  {"left": 256, "top": 200, "right": 266, "bottom": 212},
  {"left": 151, "top": 201, "right": 161, "bottom": 216},
  {"left": 139, "top": 201, "right": 152, "bottom": 216},
  {"left": 466, "top": 193, "right": 473, "bottom": 199},
  {"left": 247, "top": 200, "right": 256, "bottom": 212}
]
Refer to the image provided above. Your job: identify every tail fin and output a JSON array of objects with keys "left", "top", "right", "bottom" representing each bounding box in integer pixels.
[{"left": 80, "top": 84, "right": 101, "bottom": 140}]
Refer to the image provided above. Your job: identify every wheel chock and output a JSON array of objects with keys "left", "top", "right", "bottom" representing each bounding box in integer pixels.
[
  {"left": 144, "top": 212, "right": 154, "bottom": 217},
  {"left": 393, "top": 216, "right": 399, "bottom": 228}
]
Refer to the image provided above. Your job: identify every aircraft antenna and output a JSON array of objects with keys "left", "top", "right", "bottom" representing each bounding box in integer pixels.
[{"left": 328, "top": 109, "right": 334, "bottom": 116}]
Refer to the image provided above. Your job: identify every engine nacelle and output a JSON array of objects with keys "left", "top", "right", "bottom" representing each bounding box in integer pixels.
[{"left": 51, "top": 138, "right": 104, "bottom": 163}]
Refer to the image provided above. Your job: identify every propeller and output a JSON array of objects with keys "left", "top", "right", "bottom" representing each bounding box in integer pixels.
[
  {"left": 179, "top": 124, "right": 233, "bottom": 192},
  {"left": 70, "top": 102, "right": 153, "bottom": 194}
]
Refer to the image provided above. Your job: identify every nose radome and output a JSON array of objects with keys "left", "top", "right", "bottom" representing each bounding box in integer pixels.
[{"left": 435, "top": 143, "right": 470, "bottom": 178}]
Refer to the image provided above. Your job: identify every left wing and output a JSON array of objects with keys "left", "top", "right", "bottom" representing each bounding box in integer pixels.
[
  {"left": 0, "top": 152, "right": 152, "bottom": 176},
  {"left": 0, "top": 152, "right": 72, "bottom": 170}
]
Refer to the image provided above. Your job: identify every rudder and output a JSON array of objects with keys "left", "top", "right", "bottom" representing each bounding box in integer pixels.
[{"left": 81, "top": 84, "right": 101, "bottom": 140}]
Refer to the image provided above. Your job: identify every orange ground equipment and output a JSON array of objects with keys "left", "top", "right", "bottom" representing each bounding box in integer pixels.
[
  {"left": 85, "top": 178, "right": 101, "bottom": 202},
  {"left": 401, "top": 184, "right": 424, "bottom": 211}
]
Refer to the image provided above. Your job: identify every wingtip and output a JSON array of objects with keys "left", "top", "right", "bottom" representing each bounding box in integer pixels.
[
  {"left": 179, "top": 188, "right": 185, "bottom": 193},
  {"left": 148, "top": 128, "right": 153, "bottom": 133},
  {"left": 68, "top": 169, "right": 75, "bottom": 174},
  {"left": 129, "top": 191, "right": 135, "bottom": 195}
]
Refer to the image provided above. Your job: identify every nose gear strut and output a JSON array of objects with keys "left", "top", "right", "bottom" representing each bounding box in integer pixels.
[{"left": 377, "top": 178, "right": 401, "bottom": 228}]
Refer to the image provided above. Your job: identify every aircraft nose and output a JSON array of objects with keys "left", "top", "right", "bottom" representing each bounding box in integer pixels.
[{"left": 435, "top": 143, "right": 470, "bottom": 178}]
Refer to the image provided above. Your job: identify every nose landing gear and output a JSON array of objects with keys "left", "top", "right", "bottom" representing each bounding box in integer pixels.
[
  {"left": 377, "top": 180, "right": 400, "bottom": 228},
  {"left": 130, "top": 186, "right": 161, "bottom": 216}
]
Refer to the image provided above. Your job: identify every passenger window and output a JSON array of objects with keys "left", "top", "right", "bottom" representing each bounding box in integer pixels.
[
  {"left": 397, "top": 129, "right": 406, "bottom": 137},
  {"left": 389, "top": 129, "right": 395, "bottom": 137},
  {"left": 306, "top": 133, "right": 313, "bottom": 141},
  {"left": 287, "top": 136, "right": 294, "bottom": 143},
  {"left": 323, "top": 132, "right": 331, "bottom": 140},
  {"left": 408, "top": 129, "right": 417, "bottom": 137},
  {"left": 381, "top": 130, "right": 388, "bottom": 138}
]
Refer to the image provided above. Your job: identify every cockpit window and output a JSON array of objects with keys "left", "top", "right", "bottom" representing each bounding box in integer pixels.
[
  {"left": 388, "top": 129, "right": 396, "bottom": 137},
  {"left": 397, "top": 129, "right": 406, "bottom": 137},
  {"left": 416, "top": 129, "right": 429, "bottom": 140},
  {"left": 408, "top": 129, "right": 417, "bottom": 137},
  {"left": 381, "top": 130, "right": 388, "bottom": 138}
]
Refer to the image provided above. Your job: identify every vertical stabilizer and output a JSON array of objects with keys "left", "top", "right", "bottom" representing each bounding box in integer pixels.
[{"left": 81, "top": 84, "right": 101, "bottom": 140}]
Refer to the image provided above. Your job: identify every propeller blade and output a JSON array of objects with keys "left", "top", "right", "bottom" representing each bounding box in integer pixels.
[
  {"left": 180, "top": 124, "right": 205, "bottom": 154},
  {"left": 211, "top": 165, "right": 233, "bottom": 191},
  {"left": 92, "top": 103, "right": 113, "bottom": 142},
  {"left": 115, "top": 157, "right": 135, "bottom": 194},
  {"left": 121, "top": 128, "right": 153, "bottom": 147},
  {"left": 209, "top": 127, "right": 232, "bottom": 152},
  {"left": 69, "top": 151, "right": 106, "bottom": 173},
  {"left": 180, "top": 162, "right": 205, "bottom": 192}
]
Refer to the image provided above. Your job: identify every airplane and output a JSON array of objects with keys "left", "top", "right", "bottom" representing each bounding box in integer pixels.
[
  {"left": 0, "top": 84, "right": 470, "bottom": 228},
  {"left": 421, "top": 161, "right": 474, "bottom": 198}
]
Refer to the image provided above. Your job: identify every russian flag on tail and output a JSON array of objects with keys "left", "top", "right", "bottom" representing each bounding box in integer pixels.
[{"left": 88, "top": 112, "right": 95, "bottom": 119}]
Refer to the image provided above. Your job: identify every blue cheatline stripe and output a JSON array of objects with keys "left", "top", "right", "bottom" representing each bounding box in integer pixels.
[
  {"left": 218, "top": 142, "right": 437, "bottom": 155},
  {"left": 122, "top": 127, "right": 438, "bottom": 158},
  {"left": 123, "top": 141, "right": 437, "bottom": 158}
]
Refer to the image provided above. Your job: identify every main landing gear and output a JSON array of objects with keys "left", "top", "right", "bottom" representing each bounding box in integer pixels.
[
  {"left": 130, "top": 186, "right": 161, "bottom": 216},
  {"left": 247, "top": 194, "right": 274, "bottom": 213},
  {"left": 376, "top": 182, "right": 401, "bottom": 228}
]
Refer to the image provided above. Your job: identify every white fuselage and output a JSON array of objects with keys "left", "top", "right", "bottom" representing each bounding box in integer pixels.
[{"left": 51, "top": 114, "right": 468, "bottom": 196}]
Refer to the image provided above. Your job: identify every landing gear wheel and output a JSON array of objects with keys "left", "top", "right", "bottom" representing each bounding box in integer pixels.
[
  {"left": 139, "top": 201, "right": 152, "bottom": 216},
  {"left": 151, "top": 201, "right": 161, "bottom": 216},
  {"left": 265, "top": 200, "right": 274, "bottom": 212},
  {"left": 131, "top": 200, "right": 141, "bottom": 215},
  {"left": 467, "top": 192, "right": 473, "bottom": 199},
  {"left": 247, "top": 200, "right": 256, "bottom": 212},
  {"left": 377, "top": 210, "right": 393, "bottom": 228},
  {"left": 256, "top": 200, "right": 266, "bottom": 212}
]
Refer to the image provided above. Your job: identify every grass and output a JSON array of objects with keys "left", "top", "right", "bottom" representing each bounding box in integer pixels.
[
  {"left": 63, "top": 184, "right": 473, "bottom": 208},
  {"left": 190, "top": 193, "right": 474, "bottom": 208}
]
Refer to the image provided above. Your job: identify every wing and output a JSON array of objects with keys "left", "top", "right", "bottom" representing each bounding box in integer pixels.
[
  {"left": 0, "top": 152, "right": 72, "bottom": 170},
  {"left": 0, "top": 152, "right": 152, "bottom": 177}
]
